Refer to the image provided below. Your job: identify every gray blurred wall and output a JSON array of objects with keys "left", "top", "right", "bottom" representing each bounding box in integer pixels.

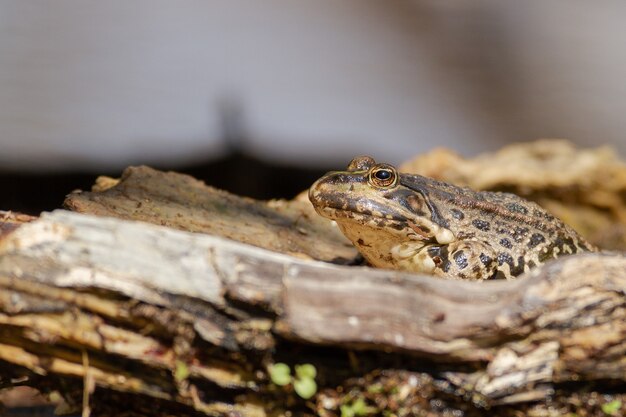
[{"left": 1, "top": 0, "right": 625, "bottom": 171}]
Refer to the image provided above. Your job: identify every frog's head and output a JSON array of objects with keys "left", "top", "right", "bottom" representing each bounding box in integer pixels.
[{"left": 309, "top": 156, "right": 457, "bottom": 266}]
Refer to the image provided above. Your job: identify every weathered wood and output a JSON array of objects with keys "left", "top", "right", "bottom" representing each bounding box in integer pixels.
[
  {"left": 0, "top": 211, "right": 624, "bottom": 416},
  {"left": 63, "top": 165, "right": 358, "bottom": 264}
]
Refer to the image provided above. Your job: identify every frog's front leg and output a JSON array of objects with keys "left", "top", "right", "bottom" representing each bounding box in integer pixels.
[
  {"left": 425, "top": 240, "right": 499, "bottom": 280},
  {"left": 390, "top": 240, "right": 496, "bottom": 279}
]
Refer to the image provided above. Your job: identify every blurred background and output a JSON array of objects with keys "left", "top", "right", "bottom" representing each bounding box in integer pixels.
[{"left": 2, "top": 0, "right": 626, "bottom": 214}]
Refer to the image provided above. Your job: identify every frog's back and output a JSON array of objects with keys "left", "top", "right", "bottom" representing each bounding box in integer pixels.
[
  {"left": 311, "top": 157, "right": 596, "bottom": 280},
  {"left": 400, "top": 173, "right": 595, "bottom": 275}
]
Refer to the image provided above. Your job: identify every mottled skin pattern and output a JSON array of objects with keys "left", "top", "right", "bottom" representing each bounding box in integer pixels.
[{"left": 309, "top": 156, "right": 596, "bottom": 280}]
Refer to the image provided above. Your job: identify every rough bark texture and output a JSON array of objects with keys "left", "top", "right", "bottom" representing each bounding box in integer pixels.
[
  {"left": 0, "top": 211, "right": 624, "bottom": 416},
  {"left": 63, "top": 165, "right": 358, "bottom": 265}
]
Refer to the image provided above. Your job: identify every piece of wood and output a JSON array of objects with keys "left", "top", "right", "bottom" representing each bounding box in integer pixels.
[
  {"left": 63, "top": 165, "right": 358, "bottom": 265},
  {"left": 0, "top": 211, "right": 624, "bottom": 416},
  {"left": 0, "top": 210, "right": 37, "bottom": 237}
]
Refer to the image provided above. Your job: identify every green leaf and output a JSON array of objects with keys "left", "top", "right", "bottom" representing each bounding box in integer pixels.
[
  {"left": 295, "top": 363, "right": 317, "bottom": 380},
  {"left": 268, "top": 363, "right": 292, "bottom": 386},
  {"left": 174, "top": 360, "right": 190, "bottom": 382},
  {"left": 601, "top": 400, "right": 622, "bottom": 415},
  {"left": 340, "top": 404, "right": 355, "bottom": 417},
  {"left": 351, "top": 398, "right": 367, "bottom": 415},
  {"left": 293, "top": 377, "right": 317, "bottom": 399}
]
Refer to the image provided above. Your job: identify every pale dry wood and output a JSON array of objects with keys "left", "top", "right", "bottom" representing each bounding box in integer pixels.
[{"left": 0, "top": 211, "right": 624, "bottom": 416}]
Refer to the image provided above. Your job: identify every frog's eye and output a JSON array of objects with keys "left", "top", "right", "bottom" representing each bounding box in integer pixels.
[{"left": 369, "top": 165, "right": 397, "bottom": 188}]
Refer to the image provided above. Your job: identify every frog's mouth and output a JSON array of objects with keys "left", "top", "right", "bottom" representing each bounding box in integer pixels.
[
  {"left": 316, "top": 205, "right": 455, "bottom": 245},
  {"left": 315, "top": 206, "right": 431, "bottom": 240}
]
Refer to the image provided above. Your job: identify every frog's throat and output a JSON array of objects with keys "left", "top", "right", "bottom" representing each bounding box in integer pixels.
[{"left": 319, "top": 207, "right": 456, "bottom": 245}]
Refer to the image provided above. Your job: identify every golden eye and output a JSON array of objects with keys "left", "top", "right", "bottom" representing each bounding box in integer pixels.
[{"left": 369, "top": 165, "right": 397, "bottom": 188}]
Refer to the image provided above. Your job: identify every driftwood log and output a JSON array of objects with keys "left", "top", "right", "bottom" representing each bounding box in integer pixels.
[{"left": 0, "top": 210, "right": 625, "bottom": 416}]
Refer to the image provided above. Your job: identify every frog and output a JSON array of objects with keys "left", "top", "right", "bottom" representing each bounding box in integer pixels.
[{"left": 308, "top": 156, "right": 597, "bottom": 280}]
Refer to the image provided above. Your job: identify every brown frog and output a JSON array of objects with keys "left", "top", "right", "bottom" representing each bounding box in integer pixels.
[{"left": 309, "top": 156, "right": 596, "bottom": 280}]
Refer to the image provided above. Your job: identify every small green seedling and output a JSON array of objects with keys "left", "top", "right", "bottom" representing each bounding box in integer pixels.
[
  {"left": 268, "top": 362, "right": 292, "bottom": 386},
  {"left": 268, "top": 362, "right": 318, "bottom": 399},
  {"left": 601, "top": 400, "right": 622, "bottom": 416},
  {"left": 340, "top": 397, "right": 370, "bottom": 417},
  {"left": 174, "top": 360, "right": 190, "bottom": 382}
]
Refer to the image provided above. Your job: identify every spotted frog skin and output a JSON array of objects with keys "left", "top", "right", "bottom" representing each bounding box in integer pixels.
[{"left": 309, "top": 156, "right": 596, "bottom": 280}]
